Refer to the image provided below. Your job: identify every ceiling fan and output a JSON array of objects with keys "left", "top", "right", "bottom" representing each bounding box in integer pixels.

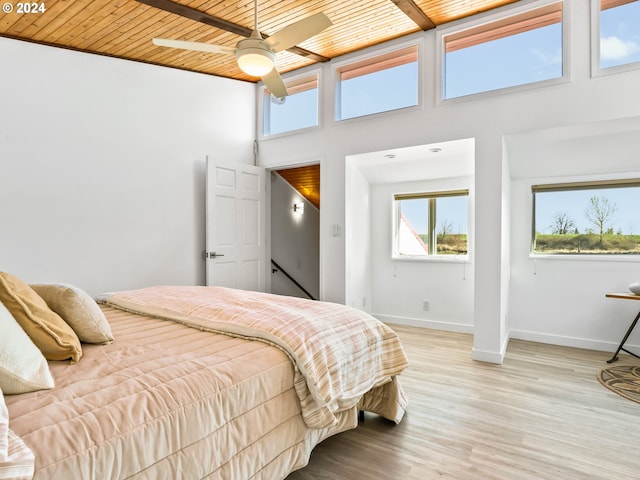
[{"left": 152, "top": 0, "right": 332, "bottom": 99}]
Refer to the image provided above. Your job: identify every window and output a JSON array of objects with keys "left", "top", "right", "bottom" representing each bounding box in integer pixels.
[
  {"left": 442, "top": 2, "right": 563, "bottom": 99},
  {"left": 394, "top": 190, "right": 468, "bottom": 258},
  {"left": 336, "top": 46, "right": 419, "bottom": 121},
  {"left": 532, "top": 179, "right": 640, "bottom": 254},
  {"left": 598, "top": 0, "right": 640, "bottom": 70},
  {"left": 263, "top": 75, "right": 318, "bottom": 136}
]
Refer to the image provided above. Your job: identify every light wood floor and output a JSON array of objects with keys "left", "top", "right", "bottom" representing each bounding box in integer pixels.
[{"left": 287, "top": 325, "right": 640, "bottom": 480}]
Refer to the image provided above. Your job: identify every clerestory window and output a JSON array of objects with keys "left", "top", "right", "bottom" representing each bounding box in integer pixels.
[
  {"left": 442, "top": 2, "right": 564, "bottom": 99},
  {"left": 263, "top": 74, "right": 318, "bottom": 136},
  {"left": 597, "top": 0, "right": 640, "bottom": 71},
  {"left": 335, "top": 45, "right": 419, "bottom": 120}
]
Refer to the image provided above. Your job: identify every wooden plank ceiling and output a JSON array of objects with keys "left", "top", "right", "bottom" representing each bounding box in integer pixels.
[
  {"left": 277, "top": 165, "right": 320, "bottom": 209},
  {"left": 0, "top": 0, "right": 517, "bottom": 83}
]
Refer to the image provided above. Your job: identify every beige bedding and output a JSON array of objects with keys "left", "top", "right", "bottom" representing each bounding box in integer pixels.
[
  {"left": 5, "top": 287, "right": 409, "bottom": 479},
  {"left": 5, "top": 307, "right": 356, "bottom": 479},
  {"left": 102, "top": 286, "right": 409, "bottom": 429}
]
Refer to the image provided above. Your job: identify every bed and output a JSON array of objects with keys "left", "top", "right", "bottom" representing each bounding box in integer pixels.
[{"left": 0, "top": 274, "right": 409, "bottom": 479}]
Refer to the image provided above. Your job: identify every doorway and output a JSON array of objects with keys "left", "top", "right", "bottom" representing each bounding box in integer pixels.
[{"left": 269, "top": 164, "right": 320, "bottom": 299}]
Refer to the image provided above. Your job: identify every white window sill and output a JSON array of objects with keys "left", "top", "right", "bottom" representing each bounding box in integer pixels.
[
  {"left": 529, "top": 253, "right": 640, "bottom": 263},
  {"left": 392, "top": 255, "right": 470, "bottom": 264}
]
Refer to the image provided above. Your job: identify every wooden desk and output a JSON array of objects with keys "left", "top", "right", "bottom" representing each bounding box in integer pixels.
[{"left": 605, "top": 292, "right": 640, "bottom": 363}]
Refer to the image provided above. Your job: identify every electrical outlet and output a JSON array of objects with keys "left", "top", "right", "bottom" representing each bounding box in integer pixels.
[{"left": 422, "top": 300, "right": 430, "bottom": 311}]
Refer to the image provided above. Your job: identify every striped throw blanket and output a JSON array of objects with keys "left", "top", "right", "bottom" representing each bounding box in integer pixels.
[{"left": 102, "top": 286, "right": 409, "bottom": 429}]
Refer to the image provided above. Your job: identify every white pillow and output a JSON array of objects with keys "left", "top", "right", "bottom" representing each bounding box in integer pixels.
[
  {"left": 30, "top": 284, "right": 113, "bottom": 345},
  {"left": 0, "top": 388, "right": 35, "bottom": 480},
  {"left": 0, "top": 302, "right": 55, "bottom": 395}
]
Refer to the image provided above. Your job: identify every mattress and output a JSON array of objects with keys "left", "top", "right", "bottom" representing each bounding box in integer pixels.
[{"left": 4, "top": 306, "right": 357, "bottom": 479}]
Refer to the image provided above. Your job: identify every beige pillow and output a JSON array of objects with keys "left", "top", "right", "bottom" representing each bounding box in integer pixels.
[
  {"left": 0, "top": 302, "right": 54, "bottom": 394},
  {"left": 0, "top": 272, "right": 82, "bottom": 362},
  {"left": 1, "top": 388, "right": 36, "bottom": 479},
  {"left": 31, "top": 284, "right": 113, "bottom": 345}
]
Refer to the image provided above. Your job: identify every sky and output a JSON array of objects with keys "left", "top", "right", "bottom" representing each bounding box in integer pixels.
[
  {"left": 339, "top": 62, "right": 418, "bottom": 119},
  {"left": 600, "top": 1, "right": 640, "bottom": 68},
  {"left": 265, "top": 88, "right": 317, "bottom": 135},
  {"left": 536, "top": 187, "right": 640, "bottom": 235},
  {"left": 400, "top": 197, "right": 468, "bottom": 236},
  {"left": 444, "top": 22, "right": 562, "bottom": 99}
]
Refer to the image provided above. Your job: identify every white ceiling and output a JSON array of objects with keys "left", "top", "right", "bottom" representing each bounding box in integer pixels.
[
  {"left": 505, "top": 116, "right": 640, "bottom": 179},
  {"left": 350, "top": 137, "right": 475, "bottom": 184}
]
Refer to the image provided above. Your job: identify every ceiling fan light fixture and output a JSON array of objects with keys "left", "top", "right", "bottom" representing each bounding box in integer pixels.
[
  {"left": 236, "top": 39, "right": 275, "bottom": 77},
  {"left": 237, "top": 51, "right": 274, "bottom": 76}
]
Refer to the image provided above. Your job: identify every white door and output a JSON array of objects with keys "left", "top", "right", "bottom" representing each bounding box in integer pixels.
[{"left": 205, "top": 158, "right": 266, "bottom": 291}]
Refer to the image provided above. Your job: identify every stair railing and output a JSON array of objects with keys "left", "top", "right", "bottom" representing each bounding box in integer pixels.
[{"left": 270, "top": 259, "right": 316, "bottom": 301}]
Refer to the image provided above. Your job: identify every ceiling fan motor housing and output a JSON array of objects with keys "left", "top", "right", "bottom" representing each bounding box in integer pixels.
[{"left": 235, "top": 37, "right": 276, "bottom": 76}]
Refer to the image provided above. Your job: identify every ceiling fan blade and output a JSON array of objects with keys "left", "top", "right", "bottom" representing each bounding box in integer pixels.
[
  {"left": 264, "top": 12, "right": 332, "bottom": 53},
  {"left": 152, "top": 38, "right": 235, "bottom": 55},
  {"left": 262, "top": 69, "right": 288, "bottom": 99}
]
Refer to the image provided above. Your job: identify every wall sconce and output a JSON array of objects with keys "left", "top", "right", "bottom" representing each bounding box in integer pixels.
[{"left": 293, "top": 202, "right": 304, "bottom": 215}]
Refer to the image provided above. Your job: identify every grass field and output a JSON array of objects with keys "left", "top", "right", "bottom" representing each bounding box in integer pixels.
[{"left": 534, "top": 233, "right": 640, "bottom": 254}]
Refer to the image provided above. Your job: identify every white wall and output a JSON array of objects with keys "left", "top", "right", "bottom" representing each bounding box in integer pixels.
[
  {"left": 257, "top": 0, "right": 640, "bottom": 361},
  {"left": 345, "top": 165, "right": 372, "bottom": 312},
  {"left": 0, "top": 37, "right": 255, "bottom": 296},
  {"left": 270, "top": 172, "right": 320, "bottom": 298}
]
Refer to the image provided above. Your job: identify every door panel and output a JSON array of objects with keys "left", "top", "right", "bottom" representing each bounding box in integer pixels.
[
  {"left": 240, "top": 260, "right": 260, "bottom": 292},
  {"left": 215, "top": 196, "right": 236, "bottom": 245},
  {"left": 242, "top": 198, "right": 260, "bottom": 244}
]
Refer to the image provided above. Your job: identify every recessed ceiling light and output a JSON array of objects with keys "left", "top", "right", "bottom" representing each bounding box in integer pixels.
[
  {"left": 384, "top": 154, "right": 396, "bottom": 159},
  {"left": 429, "top": 147, "right": 442, "bottom": 153}
]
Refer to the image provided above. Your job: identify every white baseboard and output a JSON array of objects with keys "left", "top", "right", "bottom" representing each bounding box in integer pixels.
[
  {"left": 470, "top": 330, "right": 509, "bottom": 364},
  {"left": 375, "top": 315, "right": 634, "bottom": 361},
  {"left": 374, "top": 314, "right": 474, "bottom": 334},
  {"left": 509, "top": 329, "right": 638, "bottom": 354},
  {"left": 375, "top": 314, "right": 505, "bottom": 364},
  {"left": 471, "top": 347, "right": 505, "bottom": 364}
]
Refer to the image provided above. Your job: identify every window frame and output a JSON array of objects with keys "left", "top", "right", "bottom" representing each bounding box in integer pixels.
[
  {"left": 590, "top": 0, "right": 640, "bottom": 78},
  {"left": 436, "top": 0, "right": 570, "bottom": 104},
  {"left": 530, "top": 178, "right": 640, "bottom": 257},
  {"left": 393, "top": 189, "right": 470, "bottom": 261},
  {"left": 258, "top": 69, "right": 322, "bottom": 140},
  {"left": 333, "top": 39, "right": 423, "bottom": 123}
]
